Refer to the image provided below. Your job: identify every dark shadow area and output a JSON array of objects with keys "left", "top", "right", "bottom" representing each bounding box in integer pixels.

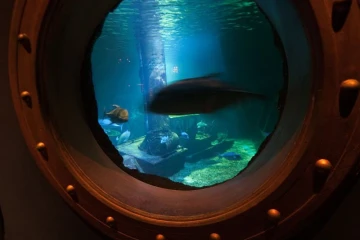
[
  {"left": 290, "top": 157, "right": 360, "bottom": 240},
  {"left": 0, "top": 1, "right": 109, "bottom": 239},
  {"left": 0, "top": 206, "right": 4, "bottom": 240},
  {"left": 236, "top": 2, "right": 289, "bottom": 176},
  {"left": 331, "top": 0, "right": 352, "bottom": 32}
]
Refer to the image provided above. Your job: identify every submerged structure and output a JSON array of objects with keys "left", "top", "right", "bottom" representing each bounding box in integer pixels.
[{"left": 117, "top": 0, "right": 187, "bottom": 176}]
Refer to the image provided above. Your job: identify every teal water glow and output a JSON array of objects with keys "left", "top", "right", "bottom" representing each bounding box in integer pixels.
[{"left": 91, "top": 0, "right": 285, "bottom": 188}]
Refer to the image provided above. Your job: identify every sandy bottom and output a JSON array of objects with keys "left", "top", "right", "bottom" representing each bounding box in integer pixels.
[{"left": 169, "top": 139, "right": 258, "bottom": 187}]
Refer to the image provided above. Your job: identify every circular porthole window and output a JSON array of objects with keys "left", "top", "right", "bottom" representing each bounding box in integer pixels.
[
  {"left": 91, "top": 0, "right": 286, "bottom": 188},
  {"left": 11, "top": 0, "right": 360, "bottom": 239}
]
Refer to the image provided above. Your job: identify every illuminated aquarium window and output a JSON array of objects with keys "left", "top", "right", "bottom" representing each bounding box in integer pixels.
[{"left": 91, "top": 0, "right": 286, "bottom": 188}]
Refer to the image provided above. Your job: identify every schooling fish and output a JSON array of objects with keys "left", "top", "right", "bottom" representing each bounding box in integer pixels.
[{"left": 148, "top": 74, "right": 266, "bottom": 115}]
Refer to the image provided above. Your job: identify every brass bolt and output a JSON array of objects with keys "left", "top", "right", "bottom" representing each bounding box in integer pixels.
[
  {"left": 106, "top": 216, "right": 115, "bottom": 227},
  {"left": 66, "top": 185, "right": 75, "bottom": 194},
  {"left": 20, "top": 91, "right": 32, "bottom": 108},
  {"left": 35, "top": 142, "right": 48, "bottom": 160},
  {"left": 36, "top": 142, "right": 46, "bottom": 151},
  {"left": 17, "top": 33, "right": 29, "bottom": 41},
  {"left": 339, "top": 79, "right": 360, "bottom": 118},
  {"left": 315, "top": 159, "right": 332, "bottom": 172},
  {"left": 209, "top": 233, "right": 221, "bottom": 240},
  {"left": 20, "top": 91, "right": 30, "bottom": 99},
  {"left": 341, "top": 79, "right": 360, "bottom": 90},
  {"left": 17, "top": 33, "right": 32, "bottom": 53},
  {"left": 155, "top": 234, "right": 165, "bottom": 240},
  {"left": 267, "top": 208, "right": 281, "bottom": 222}
]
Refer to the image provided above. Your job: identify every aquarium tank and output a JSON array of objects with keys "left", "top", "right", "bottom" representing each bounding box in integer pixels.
[{"left": 91, "top": 0, "right": 285, "bottom": 188}]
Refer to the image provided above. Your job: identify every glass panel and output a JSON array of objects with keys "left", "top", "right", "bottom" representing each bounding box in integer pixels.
[{"left": 91, "top": 0, "right": 286, "bottom": 188}]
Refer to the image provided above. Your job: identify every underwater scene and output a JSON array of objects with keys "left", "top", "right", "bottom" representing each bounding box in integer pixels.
[{"left": 91, "top": 0, "right": 285, "bottom": 188}]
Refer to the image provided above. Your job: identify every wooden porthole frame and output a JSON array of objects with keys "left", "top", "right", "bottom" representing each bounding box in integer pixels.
[{"left": 8, "top": 0, "right": 360, "bottom": 239}]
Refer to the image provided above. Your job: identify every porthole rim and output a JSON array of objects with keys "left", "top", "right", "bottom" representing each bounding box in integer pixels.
[{"left": 8, "top": 0, "right": 360, "bottom": 239}]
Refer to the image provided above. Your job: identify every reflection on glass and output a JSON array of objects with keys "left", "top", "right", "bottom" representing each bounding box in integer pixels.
[{"left": 91, "top": 0, "right": 285, "bottom": 188}]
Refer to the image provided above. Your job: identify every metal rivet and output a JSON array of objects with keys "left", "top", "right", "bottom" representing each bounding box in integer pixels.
[
  {"left": 20, "top": 91, "right": 32, "bottom": 108},
  {"left": 17, "top": 33, "right": 32, "bottom": 53},
  {"left": 341, "top": 79, "right": 360, "bottom": 89},
  {"left": 36, "top": 142, "right": 46, "bottom": 151},
  {"left": 267, "top": 209, "right": 281, "bottom": 222},
  {"left": 209, "top": 233, "right": 221, "bottom": 240},
  {"left": 106, "top": 216, "right": 115, "bottom": 227},
  {"left": 20, "top": 91, "right": 30, "bottom": 98},
  {"left": 66, "top": 185, "right": 75, "bottom": 194},
  {"left": 18, "top": 33, "right": 28, "bottom": 40},
  {"left": 65, "top": 185, "right": 78, "bottom": 201},
  {"left": 36, "top": 142, "right": 48, "bottom": 160},
  {"left": 339, "top": 79, "right": 360, "bottom": 118},
  {"left": 315, "top": 159, "right": 332, "bottom": 172},
  {"left": 156, "top": 234, "right": 165, "bottom": 240},
  {"left": 313, "top": 159, "right": 333, "bottom": 192}
]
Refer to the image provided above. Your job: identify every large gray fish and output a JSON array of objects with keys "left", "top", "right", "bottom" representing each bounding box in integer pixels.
[{"left": 148, "top": 74, "right": 267, "bottom": 115}]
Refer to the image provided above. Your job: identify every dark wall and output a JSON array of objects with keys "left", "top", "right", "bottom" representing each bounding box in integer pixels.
[
  {"left": 0, "top": 1, "right": 360, "bottom": 240},
  {"left": 0, "top": 1, "right": 105, "bottom": 240},
  {"left": 313, "top": 181, "right": 360, "bottom": 240}
]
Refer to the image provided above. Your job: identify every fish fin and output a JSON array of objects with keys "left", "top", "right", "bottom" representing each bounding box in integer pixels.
[
  {"left": 112, "top": 104, "right": 120, "bottom": 108},
  {"left": 226, "top": 88, "right": 267, "bottom": 99}
]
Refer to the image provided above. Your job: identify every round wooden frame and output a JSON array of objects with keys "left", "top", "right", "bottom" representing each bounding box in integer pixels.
[{"left": 8, "top": 0, "right": 360, "bottom": 239}]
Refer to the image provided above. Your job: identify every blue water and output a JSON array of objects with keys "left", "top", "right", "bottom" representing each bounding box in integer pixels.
[{"left": 91, "top": 0, "right": 285, "bottom": 188}]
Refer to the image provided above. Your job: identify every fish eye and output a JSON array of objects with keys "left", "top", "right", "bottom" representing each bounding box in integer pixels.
[{"left": 10, "top": 0, "right": 359, "bottom": 239}]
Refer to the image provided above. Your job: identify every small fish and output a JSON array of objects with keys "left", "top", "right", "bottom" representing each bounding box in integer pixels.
[
  {"left": 218, "top": 152, "right": 242, "bottom": 160},
  {"left": 117, "top": 130, "right": 131, "bottom": 144},
  {"left": 148, "top": 74, "right": 266, "bottom": 115},
  {"left": 98, "top": 118, "right": 124, "bottom": 131},
  {"left": 105, "top": 104, "right": 129, "bottom": 124},
  {"left": 180, "top": 132, "right": 189, "bottom": 139},
  {"left": 98, "top": 118, "right": 112, "bottom": 125}
]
